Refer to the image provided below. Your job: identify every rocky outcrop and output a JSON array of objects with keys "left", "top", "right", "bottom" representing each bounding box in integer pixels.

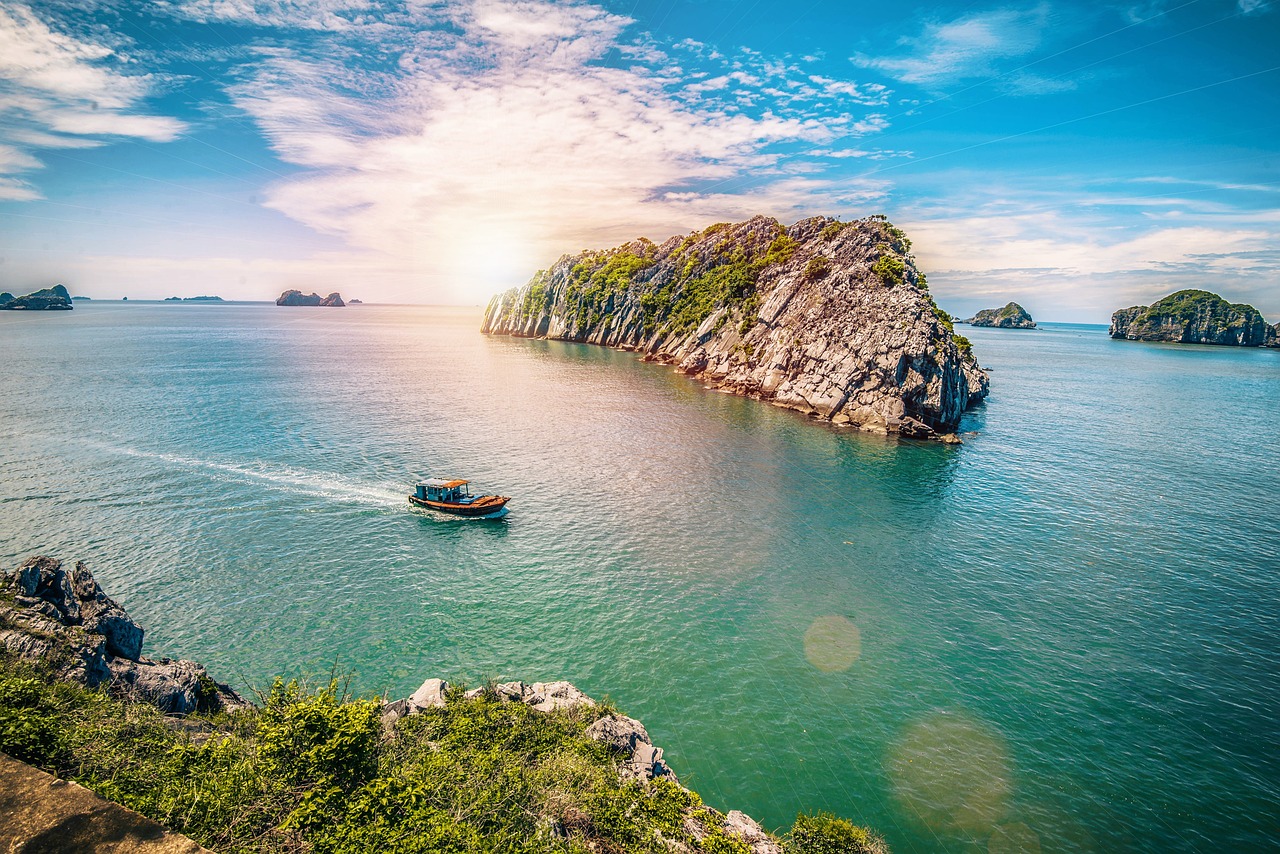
[
  {"left": 381, "top": 677, "right": 782, "bottom": 853},
  {"left": 1265, "top": 323, "right": 1280, "bottom": 348},
  {"left": 966, "top": 302, "right": 1035, "bottom": 328},
  {"left": 276, "top": 290, "right": 345, "bottom": 307},
  {"left": 164, "top": 296, "right": 223, "bottom": 302},
  {"left": 1, "top": 284, "right": 73, "bottom": 310},
  {"left": 1110, "top": 290, "right": 1272, "bottom": 346},
  {"left": 1, "top": 557, "right": 245, "bottom": 715},
  {"left": 483, "top": 215, "right": 988, "bottom": 437}
]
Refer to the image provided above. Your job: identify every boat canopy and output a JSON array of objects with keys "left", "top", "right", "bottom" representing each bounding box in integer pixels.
[{"left": 419, "top": 477, "right": 468, "bottom": 489}]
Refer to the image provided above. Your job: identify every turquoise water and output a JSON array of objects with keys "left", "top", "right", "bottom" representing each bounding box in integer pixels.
[{"left": 2, "top": 303, "right": 1278, "bottom": 853}]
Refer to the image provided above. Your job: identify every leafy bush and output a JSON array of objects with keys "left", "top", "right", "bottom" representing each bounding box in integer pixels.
[
  {"left": 804, "top": 256, "right": 831, "bottom": 281},
  {"left": 871, "top": 254, "right": 905, "bottom": 287},
  {"left": 787, "top": 811, "right": 888, "bottom": 854},
  {"left": 953, "top": 334, "right": 974, "bottom": 360}
]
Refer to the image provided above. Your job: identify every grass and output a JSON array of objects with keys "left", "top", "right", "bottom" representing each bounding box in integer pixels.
[{"left": 0, "top": 652, "right": 887, "bottom": 854}]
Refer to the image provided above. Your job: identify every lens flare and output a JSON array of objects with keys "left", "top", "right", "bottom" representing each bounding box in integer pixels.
[
  {"left": 803, "top": 614, "right": 862, "bottom": 672},
  {"left": 887, "top": 710, "right": 1011, "bottom": 835}
]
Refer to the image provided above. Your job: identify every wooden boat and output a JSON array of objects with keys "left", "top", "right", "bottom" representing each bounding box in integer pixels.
[{"left": 410, "top": 478, "right": 509, "bottom": 518}]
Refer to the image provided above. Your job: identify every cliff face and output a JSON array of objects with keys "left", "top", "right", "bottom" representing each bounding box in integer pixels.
[
  {"left": 483, "top": 215, "right": 988, "bottom": 437},
  {"left": 1110, "top": 290, "right": 1272, "bottom": 346},
  {"left": 968, "top": 302, "right": 1035, "bottom": 328},
  {"left": 1, "top": 557, "right": 245, "bottom": 715}
]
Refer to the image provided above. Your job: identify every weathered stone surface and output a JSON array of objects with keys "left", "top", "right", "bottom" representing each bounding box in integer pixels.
[
  {"left": 1, "top": 557, "right": 246, "bottom": 715},
  {"left": 966, "top": 301, "right": 1035, "bottom": 328},
  {"left": 0, "top": 284, "right": 73, "bottom": 310},
  {"left": 585, "top": 714, "right": 651, "bottom": 756},
  {"left": 408, "top": 677, "right": 449, "bottom": 710},
  {"left": 0, "top": 753, "right": 214, "bottom": 853},
  {"left": 276, "top": 290, "right": 345, "bottom": 307},
  {"left": 529, "top": 680, "right": 595, "bottom": 712},
  {"left": 723, "top": 810, "right": 785, "bottom": 854},
  {"left": 483, "top": 215, "right": 988, "bottom": 435},
  {"left": 1110, "top": 289, "right": 1272, "bottom": 346}
]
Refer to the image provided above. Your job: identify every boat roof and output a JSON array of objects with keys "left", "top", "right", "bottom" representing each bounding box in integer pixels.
[{"left": 419, "top": 478, "right": 469, "bottom": 488}]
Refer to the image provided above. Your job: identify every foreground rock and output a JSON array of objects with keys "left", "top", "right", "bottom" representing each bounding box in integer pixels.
[
  {"left": 1110, "top": 289, "right": 1273, "bottom": 346},
  {"left": 484, "top": 215, "right": 988, "bottom": 437},
  {"left": 0, "top": 753, "right": 214, "bottom": 853},
  {"left": 0, "top": 557, "right": 245, "bottom": 715},
  {"left": 275, "top": 289, "right": 345, "bottom": 306},
  {"left": 966, "top": 301, "right": 1035, "bottom": 329},
  {"left": 0, "top": 284, "right": 73, "bottom": 310},
  {"left": 384, "top": 677, "right": 782, "bottom": 854}
]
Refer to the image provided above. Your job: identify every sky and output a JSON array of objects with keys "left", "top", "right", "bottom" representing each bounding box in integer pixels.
[{"left": 0, "top": 0, "right": 1277, "bottom": 321}]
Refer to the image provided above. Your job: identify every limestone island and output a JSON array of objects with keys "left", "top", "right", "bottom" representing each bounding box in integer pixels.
[
  {"left": 965, "top": 302, "right": 1035, "bottom": 329},
  {"left": 0, "top": 284, "right": 73, "bottom": 311},
  {"left": 1110, "top": 289, "right": 1279, "bottom": 347},
  {"left": 484, "top": 215, "right": 987, "bottom": 440},
  {"left": 71, "top": 295, "right": 92, "bottom": 301},
  {"left": 276, "top": 289, "right": 345, "bottom": 307},
  {"left": 164, "top": 295, "right": 224, "bottom": 302},
  {"left": 1, "top": 556, "right": 888, "bottom": 854}
]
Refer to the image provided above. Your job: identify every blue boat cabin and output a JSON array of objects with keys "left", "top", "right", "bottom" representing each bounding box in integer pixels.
[{"left": 415, "top": 478, "right": 472, "bottom": 504}]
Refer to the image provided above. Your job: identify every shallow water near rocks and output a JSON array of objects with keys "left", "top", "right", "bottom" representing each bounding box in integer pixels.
[{"left": 2, "top": 303, "right": 1278, "bottom": 853}]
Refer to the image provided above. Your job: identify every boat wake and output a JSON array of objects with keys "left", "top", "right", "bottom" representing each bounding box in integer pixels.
[{"left": 91, "top": 443, "right": 406, "bottom": 509}]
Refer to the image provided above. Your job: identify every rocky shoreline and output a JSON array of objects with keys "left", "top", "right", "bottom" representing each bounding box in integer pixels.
[
  {"left": 1, "top": 557, "right": 815, "bottom": 854},
  {"left": 483, "top": 215, "right": 988, "bottom": 440}
]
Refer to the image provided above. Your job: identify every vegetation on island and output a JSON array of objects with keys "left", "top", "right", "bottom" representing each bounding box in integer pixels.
[
  {"left": 1127, "top": 289, "right": 1260, "bottom": 326},
  {"left": 0, "top": 650, "right": 887, "bottom": 854}
]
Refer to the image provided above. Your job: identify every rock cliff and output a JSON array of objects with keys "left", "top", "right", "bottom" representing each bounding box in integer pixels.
[
  {"left": 1, "top": 284, "right": 73, "bottom": 310},
  {"left": 1, "top": 557, "right": 245, "bottom": 715},
  {"left": 483, "top": 215, "right": 988, "bottom": 438},
  {"left": 1110, "top": 290, "right": 1272, "bottom": 346},
  {"left": 966, "top": 302, "right": 1035, "bottom": 328},
  {"left": 276, "top": 289, "right": 345, "bottom": 306}
]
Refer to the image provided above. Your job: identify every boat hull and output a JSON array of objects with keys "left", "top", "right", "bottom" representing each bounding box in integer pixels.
[{"left": 409, "top": 494, "right": 509, "bottom": 518}]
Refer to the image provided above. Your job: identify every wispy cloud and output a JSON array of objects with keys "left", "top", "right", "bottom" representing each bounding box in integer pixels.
[
  {"left": 851, "top": 4, "right": 1067, "bottom": 93},
  {"left": 211, "top": 0, "right": 891, "bottom": 300},
  {"left": 1237, "top": 0, "right": 1271, "bottom": 15},
  {"left": 0, "top": 1, "right": 185, "bottom": 199}
]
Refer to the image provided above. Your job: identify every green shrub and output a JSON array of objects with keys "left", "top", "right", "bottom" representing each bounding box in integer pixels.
[
  {"left": 804, "top": 256, "right": 831, "bottom": 281},
  {"left": 787, "top": 811, "right": 889, "bottom": 854},
  {"left": 871, "top": 254, "right": 905, "bottom": 287},
  {"left": 953, "top": 334, "right": 973, "bottom": 360}
]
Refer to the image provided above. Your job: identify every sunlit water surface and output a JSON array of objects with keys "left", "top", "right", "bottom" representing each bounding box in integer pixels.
[{"left": 2, "top": 303, "right": 1277, "bottom": 853}]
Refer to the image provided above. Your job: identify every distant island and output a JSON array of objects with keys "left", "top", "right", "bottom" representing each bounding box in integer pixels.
[
  {"left": 72, "top": 295, "right": 92, "bottom": 301},
  {"left": 276, "top": 289, "right": 345, "bottom": 307},
  {"left": 966, "top": 302, "right": 1035, "bottom": 329},
  {"left": 349, "top": 298, "right": 363, "bottom": 304},
  {"left": 164, "top": 295, "right": 224, "bottom": 302},
  {"left": 484, "top": 214, "right": 987, "bottom": 440},
  {"left": 1110, "top": 289, "right": 1279, "bottom": 347},
  {"left": 0, "top": 284, "right": 73, "bottom": 311}
]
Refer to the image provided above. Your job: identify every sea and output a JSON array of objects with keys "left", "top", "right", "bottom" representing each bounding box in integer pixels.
[{"left": 2, "top": 302, "right": 1277, "bottom": 853}]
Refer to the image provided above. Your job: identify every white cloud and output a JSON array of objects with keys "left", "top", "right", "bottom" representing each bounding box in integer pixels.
[
  {"left": 0, "top": 1, "right": 185, "bottom": 197},
  {"left": 223, "top": 0, "right": 891, "bottom": 301},
  {"left": 852, "top": 5, "right": 1060, "bottom": 91},
  {"left": 1237, "top": 0, "right": 1270, "bottom": 14}
]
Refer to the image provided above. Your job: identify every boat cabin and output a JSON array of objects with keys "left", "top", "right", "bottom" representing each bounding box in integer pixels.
[{"left": 415, "top": 478, "right": 472, "bottom": 504}]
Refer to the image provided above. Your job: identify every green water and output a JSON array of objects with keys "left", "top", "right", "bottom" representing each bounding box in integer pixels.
[{"left": 2, "top": 303, "right": 1277, "bottom": 852}]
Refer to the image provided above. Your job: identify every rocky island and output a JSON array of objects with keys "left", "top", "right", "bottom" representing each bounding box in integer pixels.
[
  {"left": 966, "top": 302, "right": 1035, "bottom": 329},
  {"left": 484, "top": 215, "right": 987, "bottom": 440},
  {"left": 164, "top": 295, "right": 224, "bottom": 302},
  {"left": 276, "top": 289, "right": 345, "bottom": 306},
  {"left": 1, "top": 556, "right": 887, "bottom": 853},
  {"left": 1110, "top": 289, "right": 1277, "bottom": 346},
  {"left": 0, "top": 284, "right": 73, "bottom": 310}
]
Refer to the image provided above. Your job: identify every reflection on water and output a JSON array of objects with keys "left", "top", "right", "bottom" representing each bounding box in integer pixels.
[{"left": 1, "top": 307, "right": 1278, "bottom": 852}]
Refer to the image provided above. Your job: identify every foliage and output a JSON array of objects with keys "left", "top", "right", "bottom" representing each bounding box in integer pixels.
[
  {"left": 804, "top": 256, "right": 831, "bottom": 281},
  {"left": 1138, "top": 289, "right": 1258, "bottom": 324},
  {"left": 952, "top": 334, "right": 973, "bottom": 360},
  {"left": 786, "top": 811, "right": 889, "bottom": 854},
  {"left": 0, "top": 654, "right": 885, "bottom": 854},
  {"left": 870, "top": 252, "right": 905, "bottom": 288}
]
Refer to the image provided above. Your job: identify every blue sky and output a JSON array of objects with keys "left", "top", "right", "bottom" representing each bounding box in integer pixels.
[{"left": 1, "top": 0, "right": 1277, "bottom": 320}]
